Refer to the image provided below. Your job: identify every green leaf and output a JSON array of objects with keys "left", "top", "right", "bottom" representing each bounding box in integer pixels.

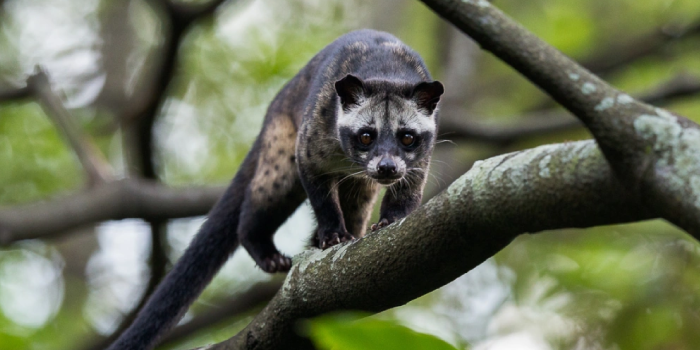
[{"left": 304, "top": 313, "right": 459, "bottom": 350}]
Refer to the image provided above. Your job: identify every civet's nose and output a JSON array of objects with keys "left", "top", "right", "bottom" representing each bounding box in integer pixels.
[{"left": 377, "top": 157, "right": 397, "bottom": 177}]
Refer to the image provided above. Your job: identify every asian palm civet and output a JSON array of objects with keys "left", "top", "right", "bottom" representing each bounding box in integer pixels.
[{"left": 108, "top": 29, "right": 444, "bottom": 350}]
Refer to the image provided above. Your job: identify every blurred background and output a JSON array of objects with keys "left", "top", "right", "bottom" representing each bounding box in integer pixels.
[{"left": 1, "top": 0, "right": 700, "bottom": 349}]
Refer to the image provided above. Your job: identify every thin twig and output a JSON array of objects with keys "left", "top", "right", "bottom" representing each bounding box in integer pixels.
[
  {"left": 582, "top": 21, "right": 700, "bottom": 76},
  {"left": 26, "top": 66, "right": 113, "bottom": 186},
  {"left": 79, "top": 222, "right": 169, "bottom": 350},
  {"left": 439, "top": 110, "right": 581, "bottom": 144},
  {"left": 80, "top": 279, "right": 280, "bottom": 350},
  {"left": 636, "top": 73, "right": 700, "bottom": 105},
  {"left": 441, "top": 73, "right": 700, "bottom": 145},
  {"left": 159, "top": 280, "right": 283, "bottom": 347}
]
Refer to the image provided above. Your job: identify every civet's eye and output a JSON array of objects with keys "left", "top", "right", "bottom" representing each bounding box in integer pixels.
[
  {"left": 359, "top": 132, "right": 373, "bottom": 145},
  {"left": 401, "top": 133, "right": 415, "bottom": 146}
]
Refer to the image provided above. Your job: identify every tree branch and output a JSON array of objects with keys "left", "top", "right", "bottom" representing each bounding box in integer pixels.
[
  {"left": 0, "top": 85, "right": 30, "bottom": 102},
  {"left": 0, "top": 179, "right": 225, "bottom": 245},
  {"left": 202, "top": 140, "right": 654, "bottom": 349},
  {"left": 419, "top": 0, "right": 700, "bottom": 236},
  {"left": 127, "top": 0, "right": 229, "bottom": 178},
  {"left": 166, "top": 0, "right": 228, "bottom": 24},
  {"left": 26, "top": 66, "right": 114, "bottom": 185}
]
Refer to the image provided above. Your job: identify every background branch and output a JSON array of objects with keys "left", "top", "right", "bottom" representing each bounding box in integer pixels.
[
  {"left": 159, "top": 280, "right": 283, "bottom": 348},
  {"left": 0, "top": 85, "right": 30, "bottom": 102},
  {"left": 0, "top": 179, "right": 225, "bottom": 244},
  {"left": 440, "top": 73, "right": 700, "bottom": 145},
  {"left": 582, "top": 20, "right": 700, "bottom": 76},
  {"left": 108, "top": 1, "right": 231, "bottom": 347},
  {"left": 125, "top": 0, "right": 229, "bottom": 178},
  {"left": 79, "top": 222, "right": 169, "bottom": 350},
  {"left": 439, "top": 111, "right": 581, "bottom": 144},
  {"left": 26, "top": 66, "right": 113, "bottom": 186},
  {"left": 635, "top": 73, "right": 700, "bottom": 105}
]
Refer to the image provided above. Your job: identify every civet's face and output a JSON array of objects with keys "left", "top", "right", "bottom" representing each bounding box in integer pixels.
[{"left": 335, "top": 75, "right": 443, "bottom": 185}]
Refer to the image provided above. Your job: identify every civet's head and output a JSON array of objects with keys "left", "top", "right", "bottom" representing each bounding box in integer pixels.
[{"left": 334, "top": 74, "right": 444, "bottom": 185}]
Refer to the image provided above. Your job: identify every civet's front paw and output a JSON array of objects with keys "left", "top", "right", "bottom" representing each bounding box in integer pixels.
[{"left": 370, "top": 218, "right": 392, "bottom": 232}]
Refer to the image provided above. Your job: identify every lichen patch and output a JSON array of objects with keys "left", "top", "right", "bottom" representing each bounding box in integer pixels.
[
  {"left": 539, "top": 155, "right": 552, "bottom": 178},
  {"left": 634, "top": 109, "right": 700, "bottom": 212},
  {"left": 581, "top": 82, "right": 596, "bottom": 95},
  {"left": 617, "top": 94, "right": 634, "bottom": 105},
  {"left": 298, "top": 248, "right": 333, "bottom": 274},
  {"left": 691, "top": 176, "right": 700, "bottom": 210},
  {"left": 332, "top": 243, "right": 352, "bottom": 264},
  {"left": 633, "top": 114, "right": 682, "bottom": 152},
  {"left": 462, "top": 0, "right": 491, "bottom": 7},
  {"left": 281, "top": 264, "right": 299, "bottom": 296},
  {"left": 594, "top": 97, "right": 614, "bottom": 111}
]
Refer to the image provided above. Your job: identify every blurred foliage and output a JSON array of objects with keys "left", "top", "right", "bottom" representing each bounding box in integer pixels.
[
  {"left": 0, "top": 0, "right": 699, "bottom": 349},
  {"left": 304, "top": 312, "right": 459, "bottom": 350},
  {"left": 0, "top": 102, "right": 82, "bottom": 204}
]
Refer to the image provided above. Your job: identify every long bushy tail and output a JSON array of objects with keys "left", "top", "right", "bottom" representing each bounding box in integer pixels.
[{"left": 107, "top": 154, "right": 257, "bottom": 350}]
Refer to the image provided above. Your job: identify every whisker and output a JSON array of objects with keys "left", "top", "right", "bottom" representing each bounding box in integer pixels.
[
  {"left": 312, "top": 166, "right": 365, "bottom": 179},
  {"left": 437, "top": 131, "right": 457, "bottom": 137},
  {"left": 431, "top": 159, "right": 452, "bottom": 169},
  {"left": 331, "top": 170, "right": 366, "bottom": 193},
  {"left": 435, "top": 139, "right": 456, "bottom": 145}
]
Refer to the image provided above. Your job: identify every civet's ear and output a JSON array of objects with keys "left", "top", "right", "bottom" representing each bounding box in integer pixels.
[
  {"left": 412, "top": 81, "right": 444, "bottom": 114},
  {"left": 335, "top": 74, "right": 366, "bottom": 111}
]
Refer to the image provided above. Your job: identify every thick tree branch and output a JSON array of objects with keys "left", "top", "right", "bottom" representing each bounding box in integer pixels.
[
  {"left": 421, "top": 0, "right": 700, "bottom": 235},
  {"left": 0, "top": 179, "right": 225, "bottom": 245},
  {"left": 25, "top": 67, "right": 114, "bottom": 185},
  {"left": 202, "top": 140, "right": 653, "bottom": 350}
]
